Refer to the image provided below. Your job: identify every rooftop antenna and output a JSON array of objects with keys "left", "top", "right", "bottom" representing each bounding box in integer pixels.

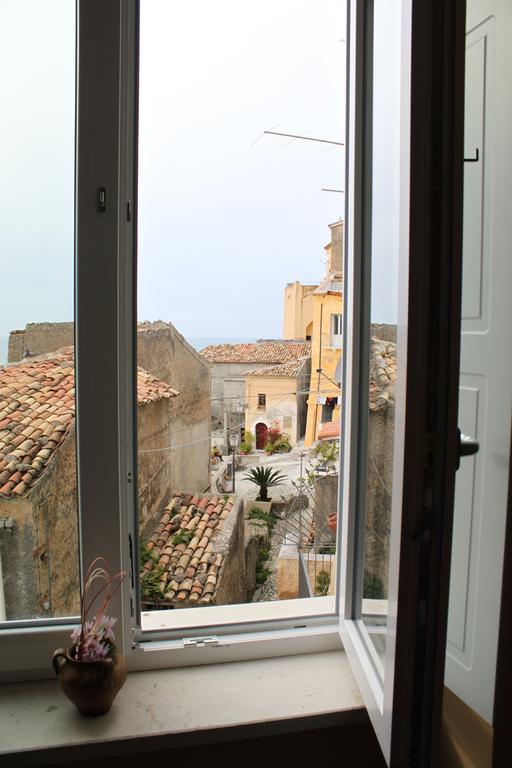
[
  {"left": 263, "top": 129, "right": 344, "bottom": 147},
  {"left": 321, "top": 188, "right": 345, "bottom": 193}
]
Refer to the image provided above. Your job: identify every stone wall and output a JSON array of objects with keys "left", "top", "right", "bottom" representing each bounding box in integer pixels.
[
  {"left": 313, "top": 474, "right": 338, "bottom": 547},
  {"left": 29, "top": 422, "right": 80, "bottom": 618},
  {"left": 370, "top": 323, "right": 397, "bottom": 343},
  {"left": 0, "top": 423, "right": 80, "bottom": 621},
  {"left": 138, "top": 400, "right": 172, "bottom": 539},
  {"left": 211, "top": 497, "right": 246, "bottom": 605},
  {"left": 138, "top": 322, "right": 211, "bottom": 497},
  {"left": 0, "top": 496, "right": 38, "bottom": 619},
  {"left": 8, "top": 322, "right": 74, "bottom": 363},
  {"left": 364, "top": 406, "right": 395, "bottom": 597}
]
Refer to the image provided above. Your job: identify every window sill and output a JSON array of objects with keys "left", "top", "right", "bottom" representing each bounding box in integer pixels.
[{"left": 0, "top": 650, "right": 364, "bottom": 765}]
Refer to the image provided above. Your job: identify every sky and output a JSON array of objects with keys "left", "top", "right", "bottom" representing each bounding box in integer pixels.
[{"left": 0, "top": 0, "right": 401, "bottom": 363}]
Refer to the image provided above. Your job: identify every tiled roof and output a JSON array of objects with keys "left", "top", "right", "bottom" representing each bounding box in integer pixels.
[
  {"left": 136, "top": 367, "right": 178, "bottom": 404},
  {"left": 200, "top": 340, "right": 311, "bottom": 364},
  {"left": 245, "top": 356, "right": 310, "bottom": 378},
  {"left": 0, "top": 349, "right": 177, "bottom": 498},
  {"left": 369, "top": 337, "right": 397, "bottom": 411},
  {"left": 142, "top": 493, "right": 235, "bottom": 605}
]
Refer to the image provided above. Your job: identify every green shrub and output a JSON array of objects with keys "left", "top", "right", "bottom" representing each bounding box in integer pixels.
[
  {"left": 171, "top": 529, "right": 195, "bottom": 547},
  {"left": 274, "top": 433, "right": 292, "bottom": 452},
  {"left": 248, "top": 507, "right": 276, "bottom": 530},
  {"left": 139, "top": 541, "right": 165, "bottom": 600},
  {"left": 243, "top": 466, "right": 286, "bottom": 501},
  {"left": 363, "top": 571, "right": 384, "bottom": 599},
  {"left": 243, "top": 431, "right": 253, "bottom": 449},
  {"left": 315, "top": 569, "right": 331, "bottom": 596},
  {"left": 255, "top": 546, "right": 271, "bottom": 585}
]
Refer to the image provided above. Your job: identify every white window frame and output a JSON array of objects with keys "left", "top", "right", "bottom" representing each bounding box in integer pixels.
[
  {"left": 330, "top": 313, "right": 343, "bottom": 348},
  {"left": 0, "top": 16, "right": 466, "bottom": 767}
]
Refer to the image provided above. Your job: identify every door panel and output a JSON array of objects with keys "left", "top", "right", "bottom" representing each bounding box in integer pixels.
[{"left": 445, "top": 1, "right": 512, "bottom": 725}]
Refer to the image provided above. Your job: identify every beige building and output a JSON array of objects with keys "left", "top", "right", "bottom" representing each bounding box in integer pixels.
[
  {"left": 0, "top": 348, "right": 177, "bottom": 620},
  {"left": 200, "top": 340, "right": 311, "bottom": 439},
  {"left": 244, "top": 357, "right": 311, "bottom": 449},
  {"left": 283, "top": 282, "right": 316, "bottom": 341}
]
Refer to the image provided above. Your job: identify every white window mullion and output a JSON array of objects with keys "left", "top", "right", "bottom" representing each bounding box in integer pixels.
[{"left": 75, "top": 0, "right": 130, "bottom": 644}]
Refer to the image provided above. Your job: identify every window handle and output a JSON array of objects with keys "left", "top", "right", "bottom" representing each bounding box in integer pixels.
[{"left": 456, "top": 428, "right": 479, "bottom": 469}]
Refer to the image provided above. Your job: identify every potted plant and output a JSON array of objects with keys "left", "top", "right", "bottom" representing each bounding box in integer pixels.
[
  {"left": 53, "top": 557, "right": 127, "bottom": 716},
  {"left": 263, "top": 441, "right": 274, "bottom": 455},
  {"left": 243, "top": 466, "right": 286, "bottom": 502}
]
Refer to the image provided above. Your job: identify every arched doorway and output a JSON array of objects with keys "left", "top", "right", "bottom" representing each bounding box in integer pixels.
[{"left": 255, "top": 422, "right": 268, "bottom": 450}]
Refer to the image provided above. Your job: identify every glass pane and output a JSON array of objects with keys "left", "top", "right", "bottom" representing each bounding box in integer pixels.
[
  {"left": 0, "top": 1, "right": 78, "bottom": 621},
  {"left": 360, "top": 0, "right": 403, "bottom": 670},
  {"left": 136, "top": 0, "right": 345, "bottom": 621}
]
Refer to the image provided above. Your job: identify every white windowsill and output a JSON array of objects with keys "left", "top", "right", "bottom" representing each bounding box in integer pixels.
[{"left": 0, "top": 650, "right": 364, "bottom": 764}]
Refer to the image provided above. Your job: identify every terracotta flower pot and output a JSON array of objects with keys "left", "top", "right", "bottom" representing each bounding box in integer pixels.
[
  {"left": 53, "top": 646, "right": 127, "bottom": 717},
  {"left": 327, "top": 513, "right": 337, "bottom": 535}
]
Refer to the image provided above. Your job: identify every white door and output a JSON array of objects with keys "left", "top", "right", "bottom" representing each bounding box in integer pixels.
[{"left": 445, "top": 0, "right": 512, "bottom": 725}]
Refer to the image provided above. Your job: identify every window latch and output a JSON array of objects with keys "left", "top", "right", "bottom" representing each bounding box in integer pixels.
[{"left": 183, "top": 635, "right": 219, "bottom": 648}]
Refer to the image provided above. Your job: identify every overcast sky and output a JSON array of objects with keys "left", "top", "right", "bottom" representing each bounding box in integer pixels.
[{"left": 0, "top": 0, "right": 401, "bottom": 362}]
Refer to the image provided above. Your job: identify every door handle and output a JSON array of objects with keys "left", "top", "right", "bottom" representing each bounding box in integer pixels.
[{"left": 456, "top": 428, "right": 479, "bottom": 469}]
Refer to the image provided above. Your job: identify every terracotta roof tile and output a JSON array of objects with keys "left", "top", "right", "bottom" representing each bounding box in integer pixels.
[
  {"left": 200, "top": 340, "right": 310, "bottom": 364},
  {"left": 245, "top": 356, "right": 310, "bottom": 378},
  {"left": 369, "top": 337, "right": 397, "bottom": 412},
  {"left": 0, "top": 348, "right": 177, "bottom": 499},
  {"left": 142, "top": 493, "right": 236, "bottom": 605}
]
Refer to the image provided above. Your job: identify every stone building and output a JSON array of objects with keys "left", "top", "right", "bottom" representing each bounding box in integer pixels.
[
  {"left": 200, "top": 340, "right": 311, "bottom": 438},
  {"left": 244, "top": 356, "right": 311, "bottom": 449},
  {"left": 7, "top": 320, "right": 212, "bottom": 526},
  {"left": 137, "top": 321, "right": 211, "bottom": 515},
  {"left": 0, "top": 348, "right": 177, "bottom": 620},
  {"left": 8, "top": 322, "right": 74, "bottom": 363}
]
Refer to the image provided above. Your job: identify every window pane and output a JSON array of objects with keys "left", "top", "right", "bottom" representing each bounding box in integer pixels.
[
  {"left": 359, "top": 0, "right": 403, "bottom": 671},
  {"left": 136, "top": 0, "right": 345, "bottom": 620},
  {"left": 0, "top": 1, "right": 78, "bottom": 621}
]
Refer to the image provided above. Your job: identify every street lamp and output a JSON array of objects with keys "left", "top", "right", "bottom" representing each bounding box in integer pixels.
[{"left": 227, "top": 430, "right": 239, "bottom": 493}]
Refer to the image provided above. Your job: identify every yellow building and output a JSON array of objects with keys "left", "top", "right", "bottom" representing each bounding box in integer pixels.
[
  {"left": 282, "top": 221, "right": 344, "bottom": 447},
  {"left": 283, "top": 282, "right": 317, "bottom": 341},
  {"left": 244, "top": 357, "right": 311, "bottom": 449}
]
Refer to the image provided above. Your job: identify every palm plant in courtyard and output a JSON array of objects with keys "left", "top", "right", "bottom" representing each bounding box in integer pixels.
[{"left": 243, "top": 466, "right": 286, "bottom": 502}]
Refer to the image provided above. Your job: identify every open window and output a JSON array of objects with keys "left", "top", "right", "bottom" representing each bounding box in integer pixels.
[{"left": 0, "top": 1, "right": 467, "bottom": 765}]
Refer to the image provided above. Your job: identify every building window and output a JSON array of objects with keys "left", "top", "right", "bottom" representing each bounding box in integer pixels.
[
  {"left": 283, "top": 415, "right": 292, "bottom": 430},
  {"left": 330, "top": 314, "right": 343, "bottom": 348},
  {"left": 322, "top": 402, "right": 334, "bottom": 423},
  {"left": 258, "top": 393, "right": 266, "bottom": 409}
]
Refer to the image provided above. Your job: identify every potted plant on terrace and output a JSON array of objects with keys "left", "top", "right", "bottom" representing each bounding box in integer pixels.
[
  {"left": 53, "top": 557, "right": 127, "bottom": 716},
  {"left": 243, "top": 466, "right": 286, "bottom": 502}
]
